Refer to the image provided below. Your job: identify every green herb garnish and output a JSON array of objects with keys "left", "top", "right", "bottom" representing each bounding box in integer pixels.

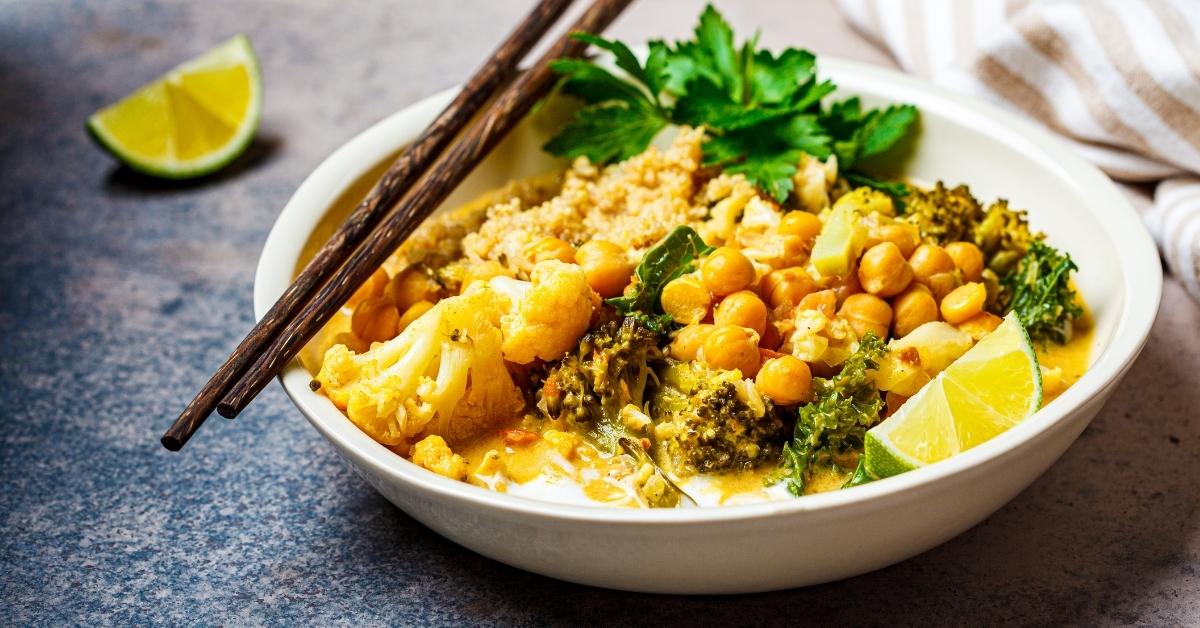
[
  {"left": 544, "top": 4, "right": 917, "bottom": 202},
  {"left": 780, "top": 333, "right": 886, "bottom": 495},
  {"left": 606, "top": 225, "right": 714, "bottom": 331},
  {"left": 1000, "top": 241, "right": 1082, "bottom": 344}
]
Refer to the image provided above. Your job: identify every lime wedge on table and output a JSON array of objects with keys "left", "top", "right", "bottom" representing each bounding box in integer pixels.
[
  {"left": 863, "top": 313, "right": 1042, "bottom": 479},
  {"left": 86, "top": 35, "right": 262, "bottom": 179}
]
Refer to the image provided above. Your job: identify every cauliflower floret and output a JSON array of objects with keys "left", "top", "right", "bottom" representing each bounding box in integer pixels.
[
  {"left": 487, "top": 260, "right": 595, "bottom": 364},
  {"left": 315, "top": 287, "right": 523, "bottom": 446},
  {"left": 696, "top": 174, "right": 758, "bottom": 246},
  {"left": 411, "top": 435, "right": 469, "bottom": 480},
  {"left": 315, "top": 260, "right": 595, "bottom": 445},
  {"left": 793, "top": 153, "right": 838, "bottom": 212},
  {"left": 783, "top": 308, "right": 859, "bottom": 367}
]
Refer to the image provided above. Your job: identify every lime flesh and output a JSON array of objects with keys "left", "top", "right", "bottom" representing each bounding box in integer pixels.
[{"left": 87, "top": 35, "right": 262, "bottom": 179}]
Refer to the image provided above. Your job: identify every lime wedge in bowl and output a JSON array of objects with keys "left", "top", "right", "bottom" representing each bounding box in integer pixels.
[
  {"left": 863, "top": 312, "right": 1042, "bottom": 479},
  {"left": 87, "top": 35, "right": 262, "bottom": 179}
]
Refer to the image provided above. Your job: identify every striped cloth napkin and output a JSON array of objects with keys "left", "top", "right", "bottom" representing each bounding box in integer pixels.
[{"left": 836, "top": 0, "right": 1200, "bottom": 303}]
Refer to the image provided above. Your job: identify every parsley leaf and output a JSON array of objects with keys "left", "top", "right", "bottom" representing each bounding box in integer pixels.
[
  {"left": 749, "top": 48, "right": 815, "bottom": 104},
  {"left": 860, "top": 104, "right": 918, "bottom": 158},
  {"left": 543, "top": 3, "right": 919, "bottom": 204},
  {"left": 569, "top": 33, "right": 666, "bottom": 102},
  {"left": 549, "top": 58, "right": 652, "bottom": 106},
  {"left": 704, "top": 115, "right": 831, "bottom": 201},
  {"left": 692, "top": 4, "right": 741, "bottom": 101},
  {"left": 543, "top": 103, "right": 668, "bottom": 164}
]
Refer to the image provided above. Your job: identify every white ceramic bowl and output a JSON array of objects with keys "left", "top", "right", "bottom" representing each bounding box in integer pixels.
[{"left": 255, "top": 58, "right": 1161, "bottom": 593}]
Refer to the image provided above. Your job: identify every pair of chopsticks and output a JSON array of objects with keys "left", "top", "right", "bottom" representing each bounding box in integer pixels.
[{"left": 161, "top": 0, "right": 635, "bottom": 451}]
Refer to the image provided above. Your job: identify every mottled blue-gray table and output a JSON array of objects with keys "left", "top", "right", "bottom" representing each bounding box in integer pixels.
[{"left": 3, "top": 1, "right": 1198, "bottom": 625}]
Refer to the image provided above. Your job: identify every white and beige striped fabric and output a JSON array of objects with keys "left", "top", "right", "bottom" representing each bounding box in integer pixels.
[{"left": 836, "top": 0, "right": 1200, "bottom": 303}]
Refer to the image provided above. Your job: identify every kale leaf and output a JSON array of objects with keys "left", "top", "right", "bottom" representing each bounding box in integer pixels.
[
  {"left": 999, "top": 241, "right": 1082, "bottom": 344},
  {"left": 781, "top": 333, "right": 886, "bottom": 495}
]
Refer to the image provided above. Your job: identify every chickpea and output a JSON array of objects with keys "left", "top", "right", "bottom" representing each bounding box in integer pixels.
[
  {"left": 669, "top": 324, "right": 716, "bottom": 361},
  {"left": 576, "top": 240, "right": 634, "bottom": 298},
  {"left": 661, "top": 276, "right": 712, "bottom": 325},
  {"left": 927, "top": 271, "right": 961, "bottom": 303},
  {"left": 385, "top": 268, "right": 441, "bottom": 312},
  {"left": 523, "top": 236, "right": 575, "bottom": 265},
  {"left": 778, "top": 235, "right": 810, "bottom": 268},
  {"left": 347, "top": 267, "right": 390, "bottom": 309},
  {"left": 878, "top": 224, "right": 920, "bottom": 258},
  {"left": 940, "top": 282, "right": 987, "bottom": 324},
  {"left": 901, "top": 281, "right": 932, "bottom": 297},
  {"left": 755, "top": 355, "right": 813, "bottom": 405},
  {"left": 833, "top": 270, "right": 863, "bottom": 306},
  {"left": 797, "top": 289, "right": 837, "bottom": 318},
  {"left": 397, "top": 300, "right": 435, "bottom": 331},
  {"left": 351, "top": 296, "right": 399, "bottom": 343},
  {"left": 945, "top": 241, "right": 985, "bottom": 282},
  {"left": 778, "top": 211, "right": 822, "bottom": 244},
  {"left": 701, "top": 247, "right": 756, "bottom": 296},
  {"left": 760, "top": 266, "right": 815, "bottom": 309},
  {"left": 701, "top": 324, "right": 762, "bottom": 376},
  {"left": 892, "top": 285, "right": 939, "bottom": 338},
  {"left": 857, "top": 242, "right": 914, "bottom": 297},
  {"left": 909, "top": 244, "right": 956, "bottom": 285},
  {"left": 956, "top": 310, "right": 1003, "bottom": 340},
  {"left": 714, "top": 290, "right": 769, "bottom": 336},
  {"left": 838, "top": 293, "right": 893, "bottom": 340}
]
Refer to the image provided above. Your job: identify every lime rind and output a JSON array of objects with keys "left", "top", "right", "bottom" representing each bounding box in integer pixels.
[
  {"left": 86, "top": 34, "right": 262, "bottom": 179},
  {"left": 864, "top": 426, "right": 920, "bottom": 478}
]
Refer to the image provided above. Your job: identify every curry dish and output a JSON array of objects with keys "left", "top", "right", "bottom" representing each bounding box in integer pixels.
[{"left": 298, "top": 6, "right": 1091, "bottom": 508}]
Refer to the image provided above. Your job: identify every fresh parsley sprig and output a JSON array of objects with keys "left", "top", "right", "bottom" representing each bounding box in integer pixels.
[{"left": 544, "top": 4, "right": 918, "bottom": 203}]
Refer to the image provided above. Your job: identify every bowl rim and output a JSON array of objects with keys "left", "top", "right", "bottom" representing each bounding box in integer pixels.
[{"left": 255, "top": 56, "right": 1161, "bottom": 525}]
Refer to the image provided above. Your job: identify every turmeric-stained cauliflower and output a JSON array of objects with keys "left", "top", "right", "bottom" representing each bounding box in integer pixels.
[
  {"left": 314, "top": 286, "right": 523, "bottom": 446},
  {"left": 783, "top": 309, "right": 860, "bottom": 367},
  {"left": 411, "top": 435, "right": 470, "bottom": 480},
  {"left": 487, "top": 260, "right": 596, "bottom": 365},
  {"left": 314, "top": 260, "right": 596, "bottom": 445}
]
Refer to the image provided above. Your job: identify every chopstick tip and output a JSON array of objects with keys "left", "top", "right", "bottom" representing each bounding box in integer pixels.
[
  {"left": 216, "top": 400, "right": 239, "bottom": 419},
  {"left": 160, "top": 434, "right": 184, "bottom": 452}
]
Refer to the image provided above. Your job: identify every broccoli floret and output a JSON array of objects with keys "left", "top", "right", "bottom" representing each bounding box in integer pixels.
[
  {"left": 999, "top": 241, "right": 1082, "bottom": 344},
  {"left": 780, "top": 333, "right": 886, "bottom": 495},
  {"left": 536, "top": 317, "right": 665, "bottom": 451},
  {"left": 650, "top": 360, "right": 788, "bottom": 476},
  {"left": 899, "top": 181, "right": 982, "bottom": 245},
  {"left": 974, "top": 199, "right": 1039, "bottom": 276}
]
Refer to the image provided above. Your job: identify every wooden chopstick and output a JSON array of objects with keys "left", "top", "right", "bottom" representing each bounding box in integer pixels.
[
  {"left": 161, "top": 0, "right": 579, "bottom": 451},
  {"left": 215, "top": 0, "right": 635, "bottom": 420}
]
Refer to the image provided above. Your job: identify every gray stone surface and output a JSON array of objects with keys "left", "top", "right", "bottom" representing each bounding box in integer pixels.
[{"left": 1, "top": 0, "right": 1197, "bottom": 625}]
